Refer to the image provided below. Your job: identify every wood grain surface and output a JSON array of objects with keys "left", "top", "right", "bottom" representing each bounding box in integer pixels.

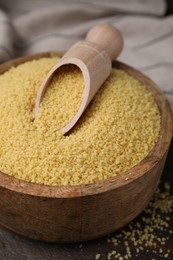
[{"left": 0, "top": 139, "right": 172, "bottom": 260}]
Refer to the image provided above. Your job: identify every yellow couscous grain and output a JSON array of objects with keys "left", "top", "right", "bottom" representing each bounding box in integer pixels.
[
  {"left": 0, "top": 57, "right": 160, "bottom": 185},
  {"left": 106, "top": 183, "right": 173, "bottom": 259}
]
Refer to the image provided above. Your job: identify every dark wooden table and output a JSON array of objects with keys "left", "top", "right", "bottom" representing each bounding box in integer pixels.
[{"left": 0, "top": 140, "right": 173, "bottom": 260}]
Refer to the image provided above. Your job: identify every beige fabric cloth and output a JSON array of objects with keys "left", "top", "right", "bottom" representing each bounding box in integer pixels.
[{"left": 0, "top": 0, "right": 172, "bottom": 106}]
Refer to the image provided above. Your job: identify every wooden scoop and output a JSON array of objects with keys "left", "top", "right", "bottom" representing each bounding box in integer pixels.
[{"left": 34, "top": 24, "right": 123, "bottom": 134}]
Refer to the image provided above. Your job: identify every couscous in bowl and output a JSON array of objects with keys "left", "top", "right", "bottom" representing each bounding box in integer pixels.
[{"left": 0, "top": 52, "right": 172, "bottom": 243}]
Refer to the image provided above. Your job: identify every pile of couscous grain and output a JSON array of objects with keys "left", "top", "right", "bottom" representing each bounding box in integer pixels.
[{"left": 0, "top": 57, "right": 161, "bottom": 185}]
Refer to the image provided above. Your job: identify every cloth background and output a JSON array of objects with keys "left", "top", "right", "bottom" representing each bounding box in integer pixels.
[{"left": 0, "top": 0, "right": 172, "bottom": 106}]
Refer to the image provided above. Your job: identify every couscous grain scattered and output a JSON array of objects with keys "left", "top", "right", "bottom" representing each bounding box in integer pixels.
[
  {"left": 106, "top": 182, "right": 173, "bottom": 259},
  {"left": 0, "top": 57, "right": 160, "bottom": 185},
  {"left": 95, "top": 253, "right": 101, "bottom": 259}
]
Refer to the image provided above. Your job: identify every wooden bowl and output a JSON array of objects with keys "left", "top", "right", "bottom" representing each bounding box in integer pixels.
[{"left": 0, "top": 52, "right": 172, "bottom": 243}]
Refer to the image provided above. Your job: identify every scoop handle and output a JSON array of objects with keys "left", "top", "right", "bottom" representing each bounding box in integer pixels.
[{"left": 85, "top": 23, "right": 123, "bottom": 61}]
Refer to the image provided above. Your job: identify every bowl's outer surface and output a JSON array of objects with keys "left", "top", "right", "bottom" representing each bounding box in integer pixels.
[{"left": 0, "top": 52, "right": 172, "bottom": 243}]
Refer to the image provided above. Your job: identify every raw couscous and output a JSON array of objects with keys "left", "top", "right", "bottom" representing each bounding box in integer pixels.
[{"left": 0, "top": 57, "right": 160, "bottom": 185}]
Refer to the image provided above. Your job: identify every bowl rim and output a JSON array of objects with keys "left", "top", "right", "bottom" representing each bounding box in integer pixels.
[{"left": 0, "top": 51, "right": 172, "bottom": 198}]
